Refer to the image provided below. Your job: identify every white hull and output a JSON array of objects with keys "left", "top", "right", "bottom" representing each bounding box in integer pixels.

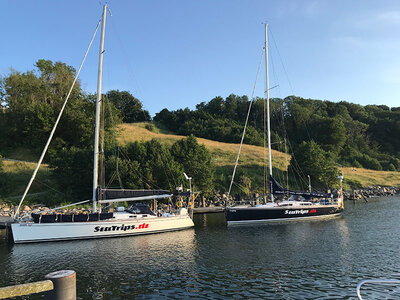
[{"left": 11, "top": 215, "right": 194, "bottom": 243}]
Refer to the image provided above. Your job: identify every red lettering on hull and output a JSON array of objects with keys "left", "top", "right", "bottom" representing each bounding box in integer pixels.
[{"left": 138, "top": 223, "right": 149, "bottom": 229}]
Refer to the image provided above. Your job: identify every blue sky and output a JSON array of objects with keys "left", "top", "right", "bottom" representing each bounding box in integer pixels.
[{"left": 1, "top": 0, "right": 400, "bottom": 116}]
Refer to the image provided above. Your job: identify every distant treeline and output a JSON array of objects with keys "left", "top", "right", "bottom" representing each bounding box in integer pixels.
[{"left": 154, "top": 94, "right": 400, "bottom": 172}]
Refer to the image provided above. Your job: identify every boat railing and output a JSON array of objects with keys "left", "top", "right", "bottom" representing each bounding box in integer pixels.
[
  {"left": 229, "top": 197, "right": 339, "bottom": 207},
  {"left": 357, "top": 279, "right": 400, "bottom": 299}
]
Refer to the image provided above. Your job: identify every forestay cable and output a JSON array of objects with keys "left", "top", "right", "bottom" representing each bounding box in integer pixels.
[
  {"left": 227, "top": 49, "right": 264, "bottom": 198},
  {"left": 14, "top": 19, "right": 102, "bottom": 218}
]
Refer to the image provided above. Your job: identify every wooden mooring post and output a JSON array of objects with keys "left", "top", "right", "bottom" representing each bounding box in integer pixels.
[{"left": 0, "top": 270, "right": 76, "bottom": 300}]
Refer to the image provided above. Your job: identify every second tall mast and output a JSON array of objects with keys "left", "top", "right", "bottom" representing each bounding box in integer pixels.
[{"left": 265, "top": 24, "right": 274, "bottom": 202}]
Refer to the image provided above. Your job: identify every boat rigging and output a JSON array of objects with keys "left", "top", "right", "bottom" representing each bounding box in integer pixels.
[
  {"left": 11, "top": 4, "right": 194, "bottom": 243},
  {"left": 225, "top": 24, "right": 344, "bottom": 224}
]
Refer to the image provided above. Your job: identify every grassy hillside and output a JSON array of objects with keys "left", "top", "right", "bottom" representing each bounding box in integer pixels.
[
  {"left": 342, "top": 167, "right": 400, "bottom": 187},
  {"left": 117, "top": 123, "right": 400, "bottom": 189},
  {"left": 118, "top": 123, "right": 290, "bottom": 170},
  {"left": 0, "top": 160, "right": 56, "bottom": 203},
  {"left": 2, "top": 122, "right": 399, "bottom": 204}
]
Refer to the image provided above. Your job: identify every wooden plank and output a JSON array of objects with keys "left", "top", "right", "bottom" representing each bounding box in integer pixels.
[{"left": 0, "top": 280, "right": 53, "bottom": 299}]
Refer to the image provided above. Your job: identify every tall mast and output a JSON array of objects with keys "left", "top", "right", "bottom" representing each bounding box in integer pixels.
[
  {"left": 92, "top": 4, "right": 107, "bottom": 212},
  {"left": 265, "top": 24, "right": 274, "bottom": 202}
]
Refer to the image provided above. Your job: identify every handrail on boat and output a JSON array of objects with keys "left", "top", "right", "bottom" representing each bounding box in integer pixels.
[{"left": 357, "top": 279, "right": 400, "bottom": 299}]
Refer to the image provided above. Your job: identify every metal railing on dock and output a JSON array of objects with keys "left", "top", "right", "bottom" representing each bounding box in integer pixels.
[
  {"left": 0, "top": 270, "right": 76, "bottom": 300},
  {"left": 357, "top": 279, "right": 400, "bottom": 299}
]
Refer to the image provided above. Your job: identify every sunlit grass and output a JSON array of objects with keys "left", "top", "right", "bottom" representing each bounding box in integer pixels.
[
  {"left": 342, "top": 167, "right": 400, "bottom": 187},
  {"left": 117, "top": 122, "right": 400, "bottom": 188},
  {"left": 117, "top": 123, "right": 291, "bottom": 171},
  {"left": 1, "top": 160, "right": 55, "bottom": 203}
]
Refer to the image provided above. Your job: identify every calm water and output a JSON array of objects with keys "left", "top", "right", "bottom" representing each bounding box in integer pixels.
[{"left": 1, "top": 197, "right": 400, "bottom": 299}]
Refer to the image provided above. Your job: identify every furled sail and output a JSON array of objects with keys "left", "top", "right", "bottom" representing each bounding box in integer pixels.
[
  {"left": 98, "top": 189, "right": 173, "bottom": 204},
  {"left": 270, "top": 176, "right": 333, "bottom": 198}
]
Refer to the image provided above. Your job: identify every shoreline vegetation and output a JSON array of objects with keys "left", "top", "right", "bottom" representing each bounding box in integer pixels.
[{"left": 0, "top": 122, "right": 399, "bottom": 216}]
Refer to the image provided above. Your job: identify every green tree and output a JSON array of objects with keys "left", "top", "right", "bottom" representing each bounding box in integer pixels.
[
  {"left": 0, "top": 60, "right": 124, "bottom": 154},
  {"left": 290, "top": 140, "right": 338, "bottom": 190},
  {"left": 106, "top": 90, "right": 150, "bottom": 123},
  {"left": 48, "top": 147, "right": 93, "bottom": 200},
  {"left": 311, "top": 117, "right": 347, "bottom": 153},
  {"left": 1, "top": 59, "right": 93, "bottom": 150},
  {"left": 122, "top": 139, "right": 184, "bottom": 190},
  {"left": 171, "top": 135, "right": 214, "bottom": 194}
]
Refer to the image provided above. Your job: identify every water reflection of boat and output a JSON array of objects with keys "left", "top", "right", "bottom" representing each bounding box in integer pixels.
[
  {"left": 9, "top": 228, "right": 196, "bottom": 278},
  {"left": 226, "top": 24, "right": 343, "bottom": 225}
]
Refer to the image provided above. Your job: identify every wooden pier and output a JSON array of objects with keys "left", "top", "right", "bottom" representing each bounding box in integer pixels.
[
  {"left": 192, "top": 207, "right": 225, "bottom": 214},
  {"left": 0, "top": 217, "right": 14, "bottom": 229}
]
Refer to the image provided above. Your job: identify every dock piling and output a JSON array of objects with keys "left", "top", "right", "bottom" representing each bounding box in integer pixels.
[
  {"left": 45, "top": 270, "right": 76, "bottom": 300},
  {"left": 0, "top": 270, "right": 76, "bottom": 300}
]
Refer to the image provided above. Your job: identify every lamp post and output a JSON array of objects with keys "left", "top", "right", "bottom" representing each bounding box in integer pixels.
[
  {"left": 183, "top": 172, "right": 192, "bottom": 193},
  {"left": 183, "top": 173, "right": 193, "bottom": 209}
]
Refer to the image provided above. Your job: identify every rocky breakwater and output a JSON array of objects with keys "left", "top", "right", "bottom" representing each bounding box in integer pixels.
[
  {"left": 344, "top": 186, "right": 400, "bottom": 201},
  {"left": 194, "top": 193, "right": 228, "bottom": 208},
  {"left": 0, "top": 204, "right": 94, "bottom": 227},
  {"left": 0, "top": 204, "right": 17, "bottom": 228}
]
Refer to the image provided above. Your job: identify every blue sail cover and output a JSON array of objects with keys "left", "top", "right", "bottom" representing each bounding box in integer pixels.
[{"left": 270, "top": 175, "right": 333, "bottom": 198}]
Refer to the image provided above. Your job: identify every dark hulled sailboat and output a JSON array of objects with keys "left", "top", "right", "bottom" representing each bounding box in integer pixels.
[{"left": 225, "top": 24, "right": 344, "bottom": 225}]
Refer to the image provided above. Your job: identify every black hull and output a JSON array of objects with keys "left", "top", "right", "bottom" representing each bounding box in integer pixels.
[{"left": 226, "top": 205, "right": 343, "bottom": 224}]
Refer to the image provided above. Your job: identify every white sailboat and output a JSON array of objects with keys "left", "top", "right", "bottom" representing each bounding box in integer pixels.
[
  {"left": 225, "top": 24, "right": 344, "bottom": 224},
  {"left": 11, "top": 5, "right": 194, "bottom": 243}
]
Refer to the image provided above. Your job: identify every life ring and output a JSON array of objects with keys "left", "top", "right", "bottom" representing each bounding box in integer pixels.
[{"left": 176, "top": 201, "right": 182, "bottom": 208}]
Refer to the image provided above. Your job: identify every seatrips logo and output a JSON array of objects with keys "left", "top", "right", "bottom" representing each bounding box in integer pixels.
[{"left": 94, "top": 223, "right": 149, "bottom": 232}]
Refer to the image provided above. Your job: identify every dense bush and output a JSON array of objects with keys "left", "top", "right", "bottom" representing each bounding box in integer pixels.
[{"left": 48, "top": 136, "right": 215, "bottom": 201}]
